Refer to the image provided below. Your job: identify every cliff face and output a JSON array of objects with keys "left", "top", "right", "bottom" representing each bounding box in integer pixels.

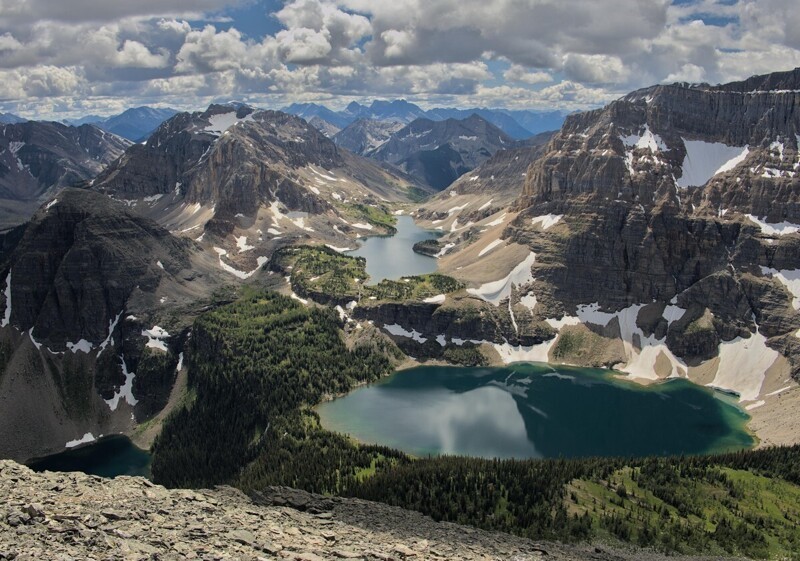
[
  {"left": 521, "top": 71, "right": 800, "bottom": 216},
  {"left": 512, "top": 72, "right": 800, "bottom": 331},
  {"left": 0, "top": 189, "right": 216, "bottom": 461}
]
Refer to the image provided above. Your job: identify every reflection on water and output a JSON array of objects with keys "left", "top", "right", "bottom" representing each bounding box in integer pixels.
[
  {"left": 347, "top": 215, "right": 440, "bottom": 284},
  {"left": 317, "top": 364, "right": 754, "bottom": 459}
]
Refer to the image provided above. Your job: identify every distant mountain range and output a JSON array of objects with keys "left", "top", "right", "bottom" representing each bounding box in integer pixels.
[
  {"left": 282, "top": 100, "right": 566, "bottom": 140},
  {"left": 63, "top": 107, "right": 179, "bottom": 141},
  {"left": 351, "top": 114, "right": 515, "bottom": 190},
  {"left": 0, "top": 113, "right": 26, "bottom": 125}
]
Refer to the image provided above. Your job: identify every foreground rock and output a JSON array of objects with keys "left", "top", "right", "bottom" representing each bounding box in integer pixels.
[{"left": 0, "top": 461, "right": 739, "bottom": 561}]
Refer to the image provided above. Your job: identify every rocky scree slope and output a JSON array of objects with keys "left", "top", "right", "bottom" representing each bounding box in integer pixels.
[
  {"left": 0, "top": 189, "right": 218, "bottom": 462},
  {"left": 0, "top": 460, "right": 740, "bottom": 561},
  {"left": 0, "top": 121, "right": 130, "bottom": 228}
]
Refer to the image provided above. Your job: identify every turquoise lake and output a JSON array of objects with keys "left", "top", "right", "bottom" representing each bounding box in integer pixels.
[
  {"left": 27, "top": 435, "right": 151, "bottom": 478},
  {"left": 317, "top": 364, "right": 753, "bottom": 459},
  {"left": 347, "top": 214, "right": 440, "bottom": 284}
]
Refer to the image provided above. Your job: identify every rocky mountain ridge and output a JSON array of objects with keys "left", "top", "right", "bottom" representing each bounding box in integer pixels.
[
  {"left": 0, "top": 460, "right": 740, "bottom": 561},
  {"left": 333, "top": 119, "right": 405, "bottom": 156}
]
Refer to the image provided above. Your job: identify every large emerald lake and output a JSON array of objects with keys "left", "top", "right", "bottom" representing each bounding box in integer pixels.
[
  {"left": 317, "top": 364, "right": 753, "bottom": 459},
  {"left": 347, "top": 215, "right": 440, "bottom": 284}
]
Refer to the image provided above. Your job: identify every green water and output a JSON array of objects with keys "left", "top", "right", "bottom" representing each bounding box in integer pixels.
[
  {"left": 27, "top": 435, "right": 151, "bottom": 478},
  {"left": 347, "top": 215, "right": 440, "bottom": 284},
  {"left": 317, "top": 364, "right": 753, "bottom": 459}
]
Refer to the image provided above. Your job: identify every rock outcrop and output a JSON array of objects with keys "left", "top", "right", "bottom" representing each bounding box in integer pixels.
[{"left": 0, "top": 460, "right": 731, "bottom": 561}]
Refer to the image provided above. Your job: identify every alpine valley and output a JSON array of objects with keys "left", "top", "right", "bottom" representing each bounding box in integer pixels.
[{"left": 3, "top": 68, "right": 800, "bottom": 560}]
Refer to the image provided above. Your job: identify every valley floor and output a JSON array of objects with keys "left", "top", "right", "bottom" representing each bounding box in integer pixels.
[{"left": 0, "top": 460, "right": 748, "bottom": 561}]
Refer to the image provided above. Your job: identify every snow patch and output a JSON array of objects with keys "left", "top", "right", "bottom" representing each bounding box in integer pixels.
[
  {"left": 530, "top": 214, "right": 562, "bottom": 230},
  {"left": 478, "top": 199, "right": 493, "bottom": 211},
  {"left": 384, "top": 324, "right": 427, "bottom": 343},
  {"left": 176, "top": 352, "right": 184, "bottom": 372},
  {"left": 746, "top": 215, "right": 800, "bottom": 236},
  {"left": 575, "top": 303, "right": 687, "bottom": 380},
  {"left": 66, "top": 339, "right": 93, "bottom": 354},
  {"left": 327, "top": 244, "right": 353, "bottom": 252},
  {"left": 142, "top": 326, "right": 170, "bottom": 352},
  {"left": 213, "top": 247, "right": 267, "bottom": 279},
  {"left": 44, "top": 199, "right": 58, "bottom": 211},
  {"left": 709, "top": 330, "right": 779, "bottom": 402},
  {"left": 478, "top": 239, "right": 504, "bottom": 257},
  {"left": 65, "top": 433, "right": 96, "bottom": 449},
  {"left": 235, "top": 236, "right": 254, "bottom": 252},
  {"left": 351, "top": 222, "right": 373, "bottom": 230},
  {"left": 105, "top": 355, "right": 138, "bottom": 410},
  {"left": 423, "top": 294, "right": 446, "bottom": 304},
  {"left": 620, "top": 125, "right": 667, "bottom": 152},
  {"left": 519, "top": 292, "right": 538, "bottom": 311},
  {"left": 1, "top": 271, "right": 10, "bottom": 327},
  {"left": 204, "top": 111, "right": 253, "bottom": 135},
  {"left": 435, "top": 242, "right": 455, "bottom": 258},
  {"left": 493, "top": 341, "right": 553, "bottom": 364},
  {"left": 97, "top": 312, "right": 122, "bottom": 356},
  {"left": 28, "top": 328, "right": 42, "bottom": 350},
  {"left": 677, "top": 140, "right": 749, "bottom": 188},
  {"left": 484, "top": 213, "right": 507, "bottom": 227},
  {"left": 467, "top": 252, "right": 536, "bottom": 305}
]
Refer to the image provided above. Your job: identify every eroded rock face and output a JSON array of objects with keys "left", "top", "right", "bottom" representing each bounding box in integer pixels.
[{"left": 0, "top": 460, "right": 696, "bottom": 561}]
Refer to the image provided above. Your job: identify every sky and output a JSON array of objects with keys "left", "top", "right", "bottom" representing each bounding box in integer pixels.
[{"left": 1, "top": 0, "right": 800, "bottom": 119}]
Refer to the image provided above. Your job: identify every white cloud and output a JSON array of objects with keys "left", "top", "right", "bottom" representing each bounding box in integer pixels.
[
  {"left": 276, "top": 28, "right": 333, "bottom": 64},
  {"left": 503, "top": 65, "right": 552, "bottom": 85},
  {"left": 3, "top": 0, "right": 800, "bottom": 118},
  {"left": 562, "top": 54, "right": 630, "bottom": 84}
]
